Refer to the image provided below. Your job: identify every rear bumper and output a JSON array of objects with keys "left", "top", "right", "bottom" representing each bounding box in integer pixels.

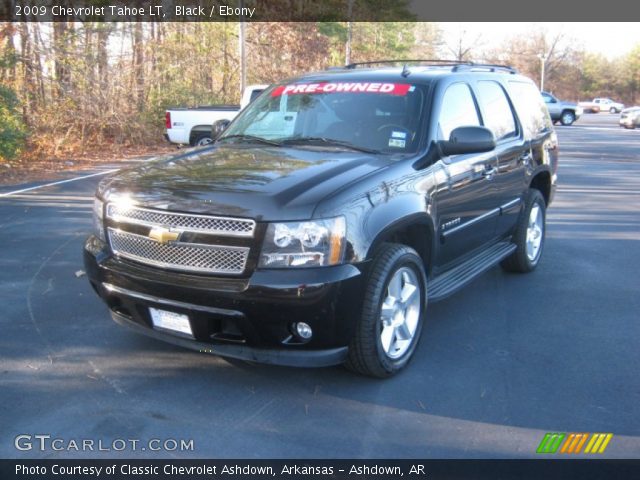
[
  {"left": 165, "top": 128, "right": 189, "bottom": 145},
  {"left": 84, "top": 236, "right": 367, "bottom": 367}
]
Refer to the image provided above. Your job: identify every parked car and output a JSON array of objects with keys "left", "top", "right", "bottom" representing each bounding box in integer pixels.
[
  {"left": 619, "top": 107, "right": 640, "bottom": 129},
  {"left": 579, "top": 97, "right": 625, "bottom": 114},
  {"left": 165, "top": 85, "right": 267, "bottom": 146},
  {"left": 541, "top": 91, "right": 582, "bottom": 125},
  {"left": 86, "top": 61, "right": 558, "bottom": 378}
]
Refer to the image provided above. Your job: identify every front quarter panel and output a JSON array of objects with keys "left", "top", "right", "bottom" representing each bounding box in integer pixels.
[{"left": 314, "top": 160, "right": 438, "bottom": 266}]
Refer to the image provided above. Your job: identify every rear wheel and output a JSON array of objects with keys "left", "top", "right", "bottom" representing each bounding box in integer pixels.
[
  {"left": 346, "top": 243, "right": 426, "bottom": 378},
  {"left": 560, "top": 110, "right": 575, "bottom": 126},
  {"left": 610, "top": 107, "right": 617, "bottom": 114},
  {"left": 191, "top": 133, "right": 213, "bottom": 147},
  {"left": 501, "top": 189, "right": 546, "bottom": 273}
]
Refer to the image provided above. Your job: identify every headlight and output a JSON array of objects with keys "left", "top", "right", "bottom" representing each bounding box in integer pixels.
[
  {"left": 93, "top": 197, "right": 106, "bottom": 242},
  {"left": 259, "top": 217, "right": 346, "bottom": 268}
]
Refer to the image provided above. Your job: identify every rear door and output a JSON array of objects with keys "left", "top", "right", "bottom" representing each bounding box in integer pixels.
[
  {"left": 474, "top": 80, "right": 528, "bottom": 237},
  {"left": 434, "top": 82, "right": 500, "bottom": 268}
]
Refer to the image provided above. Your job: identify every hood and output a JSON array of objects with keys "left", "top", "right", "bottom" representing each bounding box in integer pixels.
[{"left": 100, "top": 145, "right": 390, "bottom": 221}]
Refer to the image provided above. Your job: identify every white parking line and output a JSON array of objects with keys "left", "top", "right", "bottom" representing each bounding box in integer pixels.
[
  {"left": 0, "top": 169, "right": 118, "bottom": 198},
  {"left": 566, "top": 125, "right": 633, "bottom": 132}
]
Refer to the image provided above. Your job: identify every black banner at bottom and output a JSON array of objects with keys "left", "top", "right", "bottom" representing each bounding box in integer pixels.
[{"left": 2, "top": 459, "right": 639, "bottom": 480}]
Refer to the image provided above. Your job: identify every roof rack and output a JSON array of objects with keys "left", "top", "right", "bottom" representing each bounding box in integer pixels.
[
  {"left": 344, "top": 59, "right": 466, "bottom": 69},
  {"left": 452, "top": 63, "right": 517, "bottom": 74},
  {"left": 342, "top": 59, "right": 517, "bottom": 75}
]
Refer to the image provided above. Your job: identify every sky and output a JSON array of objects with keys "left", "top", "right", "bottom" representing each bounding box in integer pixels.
[{"left": 437, "top": 23, "right": 639, "bottom": 59}]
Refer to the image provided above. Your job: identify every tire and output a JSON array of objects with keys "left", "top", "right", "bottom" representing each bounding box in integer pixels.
[
  {"left": 346, "top": 243, "right": 427, "bottom": 378},
  {"left": 560, "top": 110, "right": 575, "bottom": 126},
  {"left": 610, "top": 107, "right": 617, "bottom": 114},
  {"left": 191, "top": 133, "right": 213, "bottom": 147},
  {"left": 501, "top": 189, "right": 546, "bottom": 273}
]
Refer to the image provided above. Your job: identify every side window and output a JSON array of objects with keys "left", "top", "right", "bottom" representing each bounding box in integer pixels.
[
  {"left": 542, "top": 93, "right": 552, "bottom": 104},
  {"left": 249, "top": 89, "right": 264, "bottom": 103},
  {"left": 438, "top": 83, "right": 480, "bottom": 140},
  {"left": 507, "top": 81, "right": 553, "bottom": 137},
  {"left": 476, "top": 81, "right": 517, "bottom": 141}
]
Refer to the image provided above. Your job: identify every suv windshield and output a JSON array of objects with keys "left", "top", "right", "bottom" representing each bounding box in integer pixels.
[{"left": 219, "top": 81, "right": 428, "bottom": 154}]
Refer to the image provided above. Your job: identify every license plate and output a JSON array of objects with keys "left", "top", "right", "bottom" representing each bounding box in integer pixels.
[{"left": 149, "top": 307, "right": 193, "bottom": 338}]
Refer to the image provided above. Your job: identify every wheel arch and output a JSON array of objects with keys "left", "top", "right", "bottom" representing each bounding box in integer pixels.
[
  {"left": 529, "top": 170, "right": 551, "bottom": 206},
  {"left": 189, "top": 125, "right": 215, "bottom": 142},
  {"left": 366, "top": 214, "right": 435, "bottom": 277}
]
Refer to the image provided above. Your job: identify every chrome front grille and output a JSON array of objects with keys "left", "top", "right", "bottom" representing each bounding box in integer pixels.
[
  {"left": 108, "top": 229, "right": 249, "bottom": 274},
  {"left": 107, "top": 204, "right": 255, "bottom": 237}
]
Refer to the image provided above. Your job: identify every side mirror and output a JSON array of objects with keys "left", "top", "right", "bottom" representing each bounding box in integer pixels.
[
  {"left": 439, "top": 126, "right": 496, "bottom": 156},
  {"left": 211, "top": 119, "right": 231, "bottom": 140}
]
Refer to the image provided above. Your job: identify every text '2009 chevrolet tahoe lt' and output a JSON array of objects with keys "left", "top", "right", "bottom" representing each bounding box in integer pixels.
[{"left": 85, "top": 60, "right": 558, "bottom": 378}]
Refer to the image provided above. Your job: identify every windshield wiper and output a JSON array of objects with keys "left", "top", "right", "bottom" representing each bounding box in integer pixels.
[
  {"left": 217, "top": 134, "right": 282, "bottom": 147},
  {"left": 280, "top": 136, "right": 380, "bottom": 154}
]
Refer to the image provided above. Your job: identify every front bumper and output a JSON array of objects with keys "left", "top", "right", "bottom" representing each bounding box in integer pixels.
[
  {"left": 84, "top": 236, "right": 367, "bottom": 367},
  {"left": 620, "top": 118, "right": 638, "bottom": 128}
]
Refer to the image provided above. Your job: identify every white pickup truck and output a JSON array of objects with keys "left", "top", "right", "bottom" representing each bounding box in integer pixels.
[
  {"left": 579, "top": 97, "right": 625, "bottom": 114},
  {"left": 165, "top": 85, "right": 268, "bottom": 146}
]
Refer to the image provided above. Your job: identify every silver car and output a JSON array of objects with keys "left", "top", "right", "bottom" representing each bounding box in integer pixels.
[
  {"left": 541, "top": 91, "right": 582, "bottom": 126},
  {"left": 620, "top": 107, "right": 640, "bottom": 129}
]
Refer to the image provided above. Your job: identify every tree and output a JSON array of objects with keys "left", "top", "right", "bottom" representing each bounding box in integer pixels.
[
  {"left": 443, "top": 26, "right": 483, "bottom": 61},
  {"left": 483, "top": 28, "right": 583, "bottom": 100},
  {"left": 0, "top": 85, "right": 27, "bottom": 161}
]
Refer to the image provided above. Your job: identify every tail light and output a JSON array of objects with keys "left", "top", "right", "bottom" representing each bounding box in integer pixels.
[{"left": 165, "top": 112, "right": 171, "bottom": 130}]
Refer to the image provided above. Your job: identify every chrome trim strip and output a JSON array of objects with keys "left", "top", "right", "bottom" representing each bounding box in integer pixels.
[
  {"left": 441, "top": 198, "right": 523, "bottom": 239},
  {"left": 106, "top": 203, "right": 256, "bottom": 238},
  {"left": 103, "top": 283, "right": 244, "bottom": 318},
  {"left": 442, "top": 208, "right": 500, "bottom": 238},
  {"left": 500, "top": 198, "right": 521, "bottom": 212}
]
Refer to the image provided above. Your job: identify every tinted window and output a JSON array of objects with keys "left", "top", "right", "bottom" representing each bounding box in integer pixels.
[
  {"left": 508, "top": 81, "right": 553, "bottom": 137},
  {"left": 541, "top": 93, "right": 553, "bottom": 103},
  {"left": 438, "top": 83, "right": 480, "bottom": 140},
  {"left": 249, "top": 89, "right": 264, "bottom": 103},
  {"left": 476, "top": 81, "right": 517, "bottom": 141}
]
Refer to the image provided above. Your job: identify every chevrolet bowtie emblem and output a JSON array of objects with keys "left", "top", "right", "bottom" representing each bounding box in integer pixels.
[{"left": 148, "top": 227, "right": 180, "bottom": 244}]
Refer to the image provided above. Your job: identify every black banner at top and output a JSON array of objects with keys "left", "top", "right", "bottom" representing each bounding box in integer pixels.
[{"left": 1, "top": 0, "right": 639, "bottom": 22}]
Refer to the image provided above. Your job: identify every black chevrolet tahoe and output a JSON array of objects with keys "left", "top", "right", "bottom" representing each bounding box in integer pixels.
[{"left": 85, "top": 61, "right": 558, "bottom": 378}]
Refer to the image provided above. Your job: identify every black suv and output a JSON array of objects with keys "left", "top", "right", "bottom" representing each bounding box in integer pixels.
[{"left": 85, "top": 61, "right": 558, "bottom": 377}]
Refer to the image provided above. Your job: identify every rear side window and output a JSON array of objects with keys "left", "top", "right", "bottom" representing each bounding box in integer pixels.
[
  {"left": 438, "top": 83, "right": 480, "bottom": 140},
  {"left": 249, "top": 89, "right": 264, "bottom": 103},
  {"left": 507, "top": 81, "right": 553, "bottom": 137},
  {"left": 476, "top": 81, "right": 517, "bottom": 141}
]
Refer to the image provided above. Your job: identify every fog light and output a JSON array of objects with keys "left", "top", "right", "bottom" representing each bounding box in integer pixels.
[{"left": 295, "top": 322, "right": 313, "bottom": 340}]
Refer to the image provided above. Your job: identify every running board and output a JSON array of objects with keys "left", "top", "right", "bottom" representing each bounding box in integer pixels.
[{"left": 428, "top": 242, "right": 516, "bottom": 302}]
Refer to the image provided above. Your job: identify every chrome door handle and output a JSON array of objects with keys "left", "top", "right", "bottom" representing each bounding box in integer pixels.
[{"left": 483, "top": 166, "right": 496, "bottom": 180}]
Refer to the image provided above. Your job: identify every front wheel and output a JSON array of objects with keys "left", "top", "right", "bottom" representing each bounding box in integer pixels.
[
  {"left": 346, "top": 243, "right": 427, "bottom": 378},
  {"left": 501, "top": 189, "right": 546, "bottom": 273},
  {"left": 560, "top": 110, "right": 576, "bottom": 126},
  {"left": 610, "top": 107, "right": 617, "bottom": 114}
]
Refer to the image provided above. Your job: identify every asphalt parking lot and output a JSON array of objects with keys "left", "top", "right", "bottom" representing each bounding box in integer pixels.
[{"left": 1, "top": 113, "right": 638, "bottom": 459}]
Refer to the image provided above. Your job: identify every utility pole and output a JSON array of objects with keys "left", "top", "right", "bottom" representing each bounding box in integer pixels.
[
  {"left": 345, "top": 0, "right": 353, "bottom": 65},
  {"left": 537, "top": 52, "right": 548, "bottom": 92},
  {"left": 239, "top": 0, "right": 246, "bottom": 97}
]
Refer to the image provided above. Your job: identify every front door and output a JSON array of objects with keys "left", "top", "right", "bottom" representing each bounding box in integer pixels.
[{"left": 434, "top": 82, "right": 500, "bottom": 268}]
